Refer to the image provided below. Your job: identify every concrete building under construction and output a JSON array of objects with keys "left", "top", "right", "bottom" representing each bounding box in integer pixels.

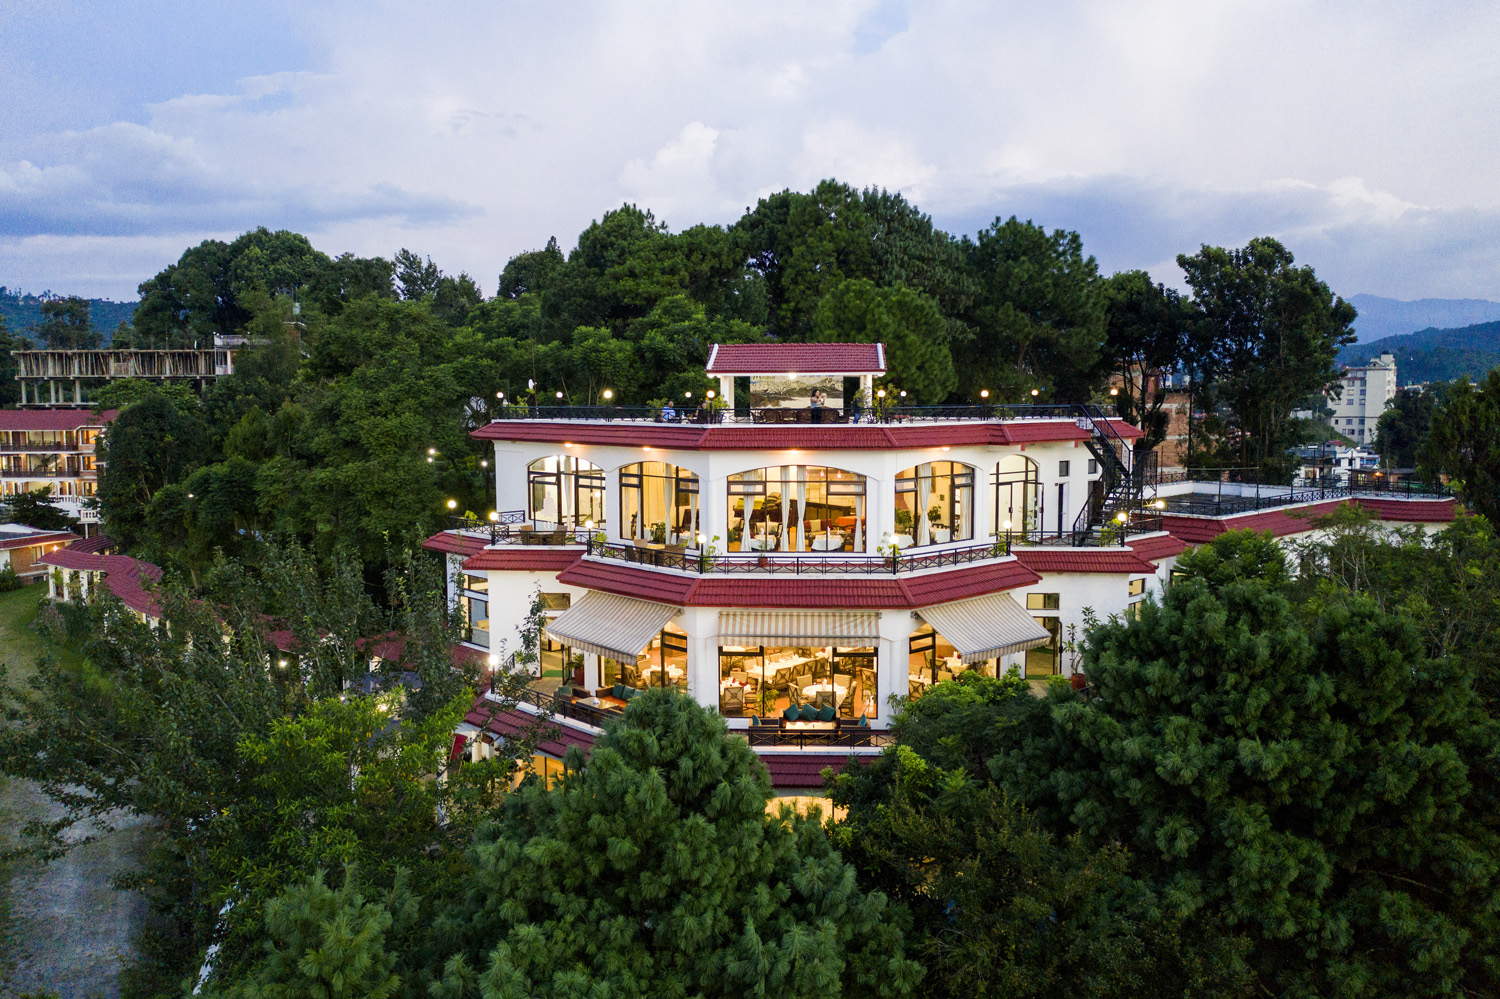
[{"left": 12, "top": 336, "right": 242, "bottom": 407}]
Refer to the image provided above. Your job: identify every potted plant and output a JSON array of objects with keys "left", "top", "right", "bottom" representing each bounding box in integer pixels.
[
  {"left": 649, "top": 521, "right": 667, "bottom": 546},
  {"left": 927, "top": 505, "right": 950, "bottom": 543},
  {"left": 893, "top": 508, "right": 913, "bottom": 536}
]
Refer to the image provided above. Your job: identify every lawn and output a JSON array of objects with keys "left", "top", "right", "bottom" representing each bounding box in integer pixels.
[{"left": 0, "top": 583, "right": 86, "bottom": 686}]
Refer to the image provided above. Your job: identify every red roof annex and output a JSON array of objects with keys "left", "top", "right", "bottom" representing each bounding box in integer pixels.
[
  {"left": 36, "top": 546, "right": 164, "bottom": 618},
  {"left": 1127, "top": 533, "right": 1190, "bottom": 562},
  {"left": 705, "top": 342, "right": 886, "bottom": 376},
  {"left": 1161, "top": 496, "right": 1457, "bottom": 543},
  {"left": 556, "top": 557, "right": 1040, "bottom": 609},
  {"left": 1011, "top": 549, "right": 1157, "bottom": 574},
  {"left": 463, "top": 699, "right": 598, "bottom": 759}
]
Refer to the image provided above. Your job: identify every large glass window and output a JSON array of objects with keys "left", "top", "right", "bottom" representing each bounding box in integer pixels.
[
  {"left": 620, "top": 462, "right": 701, "bottom": 546},
  {"left": 994, "top": 455, "right": 1040, "bottom": 540},
  {"left": 632, "top": 625, "right": 688, "bottom": 689},
  {"left": 907, "top": 624, "right": 1000, "bottom": 698},
  {"left": 463, "top": 594, "right": 489, "bottom": 648},
  {"left": 895, "top": 461, "right": 975, "bottom": 546},
  {"left": 726, "top": 466, "right": 866, "bottom": 553},
  {"left": 527, "top": 455, "right": 605, "bottom": 527},
  {"left": 718, "top": 644, "right": 876, "bottom": 718},
  {"left": 1026, "top": 617, "right": 1062, "bottom": 676}
]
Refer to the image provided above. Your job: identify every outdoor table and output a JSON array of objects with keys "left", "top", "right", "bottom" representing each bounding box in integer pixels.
[{"left": 642, "top": 665, "right": 684, "bottom": 684}]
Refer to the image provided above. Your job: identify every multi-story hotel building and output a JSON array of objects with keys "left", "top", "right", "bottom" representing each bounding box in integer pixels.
[
  {"left": 1327, "top": 352, "right": 1397, "bottom": 445},
  {"left": 0, "top": 408, "right": 115, "bottom": 529},
  {"left": 428, "top": 343, "right": 1456, "bottom": 789}
]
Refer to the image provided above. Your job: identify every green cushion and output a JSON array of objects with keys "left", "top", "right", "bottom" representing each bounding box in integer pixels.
[
  {"left": 818, "top": 704, "right": 836, "bottom": 723},
  {"left": 612, "top": 683, "right": 624, "bottom": 701},
  {"left": 783, "top": 704, "right": 800, "bottom": 722},
  {"left": 799, "top": 704, "right": 819, "bottom": 722},
  {"left": 627, "top": 686, "right": 639, "bottom": 700},
  {"left": 856, "top": 715, "right": 869, "bottom": 727},
  {"left": 748, "top": 715, "right": 760, "bottom": 727}
]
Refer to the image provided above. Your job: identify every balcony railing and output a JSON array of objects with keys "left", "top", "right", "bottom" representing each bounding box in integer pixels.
[
  {"left": 487, "top": 403, "right": 1099, "bottom": 425},
  {"left": 1154, "top": 477, "right": 1455, "bottom": 518},
  {"left": 447, "top": 513, "right": 591, "bottom": 546},
  {"left": 0, "top": 442, "right": 84, "bottom": 452}
]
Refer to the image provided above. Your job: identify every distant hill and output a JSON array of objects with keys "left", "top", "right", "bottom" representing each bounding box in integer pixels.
[
  {"left": 1348, "top": 294, "right": 1500, "bottom": 344},
  {"left": 1338, "top": 320, "right": 1500, "bottom": 385},
  {"left": 0, "top": 287, "right": 136, "bottom": 346}
]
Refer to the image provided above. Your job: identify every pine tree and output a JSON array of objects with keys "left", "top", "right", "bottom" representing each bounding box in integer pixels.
[
  {"left": 431, "top": 689, "right": 925, "bottom": 998},
  {"left": 1017, "top": 531, "right": 1500, "bottom": 997}
]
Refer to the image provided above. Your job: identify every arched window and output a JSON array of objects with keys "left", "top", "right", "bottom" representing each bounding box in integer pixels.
[
  {"left": 619, "top": 462, "right": 700, "bottom": 545},
  {"left": 895, "top": 461, "right": 975, "bottom": 546},
  {"left": 726, "top": 466, "right": 867, "bottom": 553},
  {"left": 993, "top": 454, "right": 1040, "bottom": 540},
  {"left": 527, "top": 455, "right": 605, "bottom": 527}
]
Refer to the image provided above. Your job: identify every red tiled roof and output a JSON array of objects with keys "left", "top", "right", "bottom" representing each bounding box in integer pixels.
[
  {"left": 36, "top": 549, "right": 163, "bottom": 618},
  {"left": 555, "top": 557, "right": 1039, "bottom": 609},
  {"left": 1353, "top": 497, "right": 1457, "bottom": 522},
  {"left": 1161, "top": 501, "right": 1347, "bottom": 543},
  {"left": 1127, "top": 533, "right": 1189, "bottom": 562},
  {"left": 463, "top": 548, "right": 583, "bottom": 572},
  {"left": 1012, "top": 548, "right": 1157, "bottom": 574},
  {"left": 464, "top": 700, "right": 598, "bottom": 759},
  {"left": 705, "top": 342, "right": 886, "bottom": 376},
  {"left": 472, "top": 419, "right": 1132, "bottom": 451},
  {"left": 421, "top": 531, "right": 486, "bottom": 558},
  {"left": 68, "top": 534, "right": 116, "bottom": 555},
  {"left": 0, "top": 529, "right": 77, "bottom": 551},
  {"left": 0, "top": 408, "right": 117, "bottom": 431},
  {"left": 758, "top": 753, "right": 856, "bottom": 788}
]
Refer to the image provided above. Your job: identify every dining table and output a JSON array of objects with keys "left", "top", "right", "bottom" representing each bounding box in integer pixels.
[
  {"left": 642, "top": 664, "right": 685, "bottom": 684},
  {"left": 810, "top": 531, "right": 845, "bottom": 551},
  {"left": 802, "top": 681, "right": 848, "bottom": 708}
]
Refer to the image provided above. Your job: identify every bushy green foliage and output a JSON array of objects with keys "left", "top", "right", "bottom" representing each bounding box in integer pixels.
[
  {"left": 429, "top": 690, "right": 924, "bottom": 998},
  {"left": 1421, "top": 367, "right": 1500, "bottom": 521},
  {"left": 1007, "top": 531, "right": 1500, "bottom": 997},
  {"left": 831, "top": 729, "right": 1250, "bottom": 998}
]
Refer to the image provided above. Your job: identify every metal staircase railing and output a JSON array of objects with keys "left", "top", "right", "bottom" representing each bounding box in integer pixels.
[{"left": 1069, "top": 405, "right": 1151, "bottom": 545}]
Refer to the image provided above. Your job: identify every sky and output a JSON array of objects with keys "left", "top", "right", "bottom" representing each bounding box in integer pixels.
[{"left": 1, "top": 0, "right": 1498, "bottom": 303}]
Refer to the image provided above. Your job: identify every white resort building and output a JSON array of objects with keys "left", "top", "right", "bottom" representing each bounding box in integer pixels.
[
  {"left": 427, "top": 343, "right": 1456, "bottom": 791},
  {"left": 0, "top": 408, "right": 114, "bottom": 529}
]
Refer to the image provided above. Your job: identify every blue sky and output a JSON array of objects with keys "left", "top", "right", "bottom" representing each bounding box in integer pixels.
[{"left": 2, "top": 0, "right": 1498, "bottom": 303}]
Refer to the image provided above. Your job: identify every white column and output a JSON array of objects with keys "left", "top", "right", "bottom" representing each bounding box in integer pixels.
[
  {"left": 718, "top": 376, "right": 734, "bottom": 412},
  {"left": 875, "top": 610, "right": 911, "bottom": 727},
  {"left": 858, "top": 374, "right": 872, "bottom": 415},
  {"left": 681, "top": 607, "right": 718, "bottom": 713}
]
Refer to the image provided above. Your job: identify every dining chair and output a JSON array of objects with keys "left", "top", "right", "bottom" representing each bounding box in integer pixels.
[
  {"left": 723, "top": 686, "right": 744, "bottom": 713},
  {"left": 937, "top": 669, "right": 953, "bottom": 683}
]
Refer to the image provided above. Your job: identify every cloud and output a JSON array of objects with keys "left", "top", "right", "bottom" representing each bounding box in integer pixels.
[{"left": 1, "top": 0, "right": 1497, "bottom": 300}]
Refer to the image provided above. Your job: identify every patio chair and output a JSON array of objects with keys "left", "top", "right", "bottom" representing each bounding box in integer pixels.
[
  {"left": 936, "top": 669, "right": 954, "bottom": 683},
  {"left": 722, "top": 686, "right": 745, "bottom": 713}
]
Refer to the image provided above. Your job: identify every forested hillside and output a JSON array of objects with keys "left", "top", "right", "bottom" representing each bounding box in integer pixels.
[
  {"left": 0, "top": 287, "right": 136, "bottom": 344},
  {"left": 1338, "top": 319, "right": 1500, "bottom": 383}
]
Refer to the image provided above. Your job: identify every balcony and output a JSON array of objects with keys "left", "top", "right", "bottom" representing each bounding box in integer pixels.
[
  {"left": 1149, "top": 472, "right": 1454, "bottom": 517},
  {"left": 0, "top": 442, "right": 83, "bottom": 453}
]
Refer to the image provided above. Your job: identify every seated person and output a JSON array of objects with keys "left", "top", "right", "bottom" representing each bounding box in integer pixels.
[{"left": 660, "top": 400, "right": 677, "bottom": 422}]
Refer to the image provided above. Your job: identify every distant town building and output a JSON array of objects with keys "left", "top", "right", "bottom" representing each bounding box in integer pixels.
[
  {"left": 1326, "top": 353, "right": 1397, "bottom": 445},
  {"left": 1292, "top": 443, "right": 1379, "bottom": 485},
  {"left": 0, "top": 408, "right": 115, "bottom": 528}
]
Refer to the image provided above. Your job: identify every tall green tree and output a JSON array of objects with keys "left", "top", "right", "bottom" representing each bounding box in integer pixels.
[
  {"left": 1177, "top": 238, "right": 1356, "bottom": 478},
  {"left": 1005, "top": 531, "right": 1500, "bottom": 997},
  {"left": 431, "top": 690, "right": 924, "bottom": 999},
  {"left": 96, "top": 390, "right": 210, "bottom": 553},
  {"left": 4, "top": 486, "right": 72, "bottom": 531},
  {"left": 1420, "top": 368, "right": 1500, "bottom": 520},
  {"left": 1374, "top": 385, "right": 1438, "bottom": 468},
  {"left": 33, "top": 295, "right": 98, "bottom": 348},
  {"left": 812, "top": 278, "right": 956, "bottom": 403},
  {"left": 1101, "top": 270, "right": 1190, "bottom": 472},
  {"left": 962, "top": 217, "right": 1106, "bottom": 402}
]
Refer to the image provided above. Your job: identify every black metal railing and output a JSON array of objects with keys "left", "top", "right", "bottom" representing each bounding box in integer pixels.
[
  {"left": 487, "top": 403, "right": 1103, "bottom": 425},
  {"left": 447, "top": 513, "right": 592, "bottom": 546},
  {"left": 586, "top": 535, "right": 1030, "bottom": 574},
  {"left": 1154, "top": 478, "right": 1454, "bottom": 518}
]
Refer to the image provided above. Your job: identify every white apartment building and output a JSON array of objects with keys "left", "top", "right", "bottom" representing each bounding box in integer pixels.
[{"left": 1326, "top": 353, "right": 1397, "bottom": 445}]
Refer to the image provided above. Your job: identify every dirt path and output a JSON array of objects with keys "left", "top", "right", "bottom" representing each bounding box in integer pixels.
[{"left": 0, "top": 586, "right": 152, "bottom": 998}]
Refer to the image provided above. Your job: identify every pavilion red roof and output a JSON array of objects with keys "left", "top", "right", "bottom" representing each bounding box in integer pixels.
[
  {"left": 462, "top": 548, "right": 582, "bottom": 572},
  {"left": 36, "top": 547, "right": 163, "bottom": 618},
  {"left": 705, "top": 342, "right": 886, "bottom": 376}
]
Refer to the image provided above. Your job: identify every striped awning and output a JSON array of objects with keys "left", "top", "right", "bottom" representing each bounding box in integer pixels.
[
  {"left": 545, "top": 591, "right": 681, "bottom": 663},
  {"left": 915, "top": 592, "right": 1052, "bottom": 663},
  {"left": 718, "top": 610, "right": 880, "bottom": 646}
]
